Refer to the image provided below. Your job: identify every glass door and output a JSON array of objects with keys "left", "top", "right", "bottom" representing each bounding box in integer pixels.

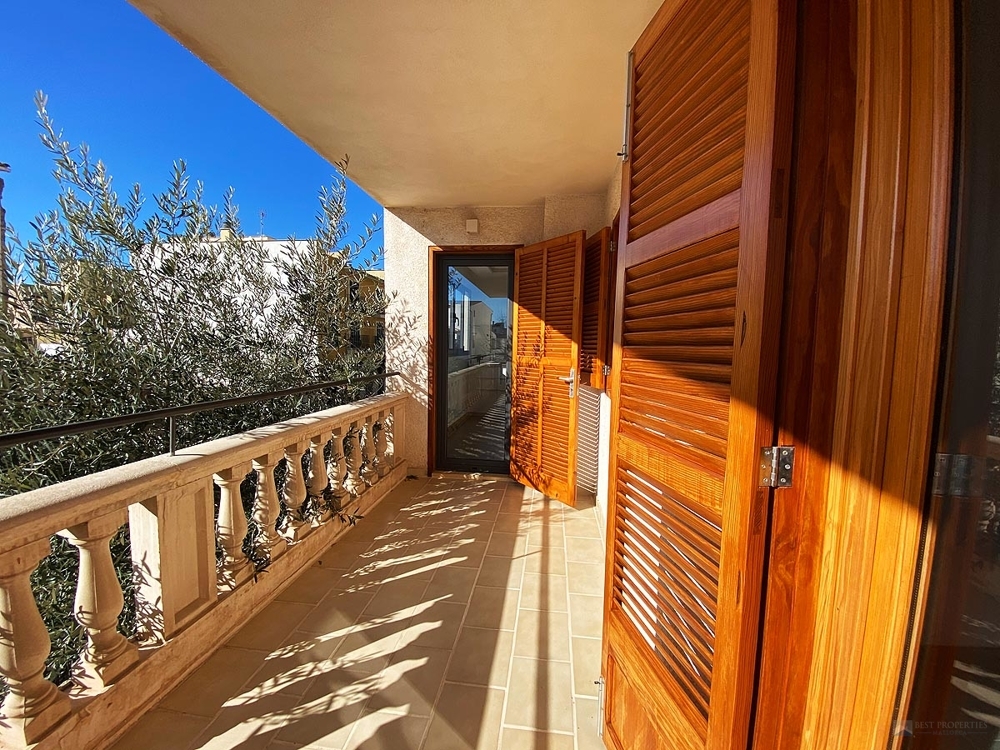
[{"left": 434, "top": 255, "right": 513, "bottom": 473}]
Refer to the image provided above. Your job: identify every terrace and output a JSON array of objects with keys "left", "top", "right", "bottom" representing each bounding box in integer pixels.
[{"left": 0, "top": 390, "right": 605, "bottom": 750}]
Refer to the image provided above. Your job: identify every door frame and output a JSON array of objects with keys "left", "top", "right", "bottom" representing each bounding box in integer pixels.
[
  {"left": 427, "top": 244, "right": 520, "bottom": 475},
  {"left": 750, "top": 0, "right": 954, "bottom": 746}
]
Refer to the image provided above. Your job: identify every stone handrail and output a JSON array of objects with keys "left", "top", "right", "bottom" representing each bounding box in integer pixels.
[{"left": 0, "top": 391, "right": 409, "bottom": 749}]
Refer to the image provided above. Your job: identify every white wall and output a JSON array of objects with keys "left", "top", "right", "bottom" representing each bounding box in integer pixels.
[
  {"left": 384, "top": 188, "right": 617, "bottom": 490},
  {"left": 384, "top": 205, "right": 545, "bottom": 474}
]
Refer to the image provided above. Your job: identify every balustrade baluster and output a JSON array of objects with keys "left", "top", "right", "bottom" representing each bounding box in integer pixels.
[
  {"left": 251, "top": 452, "right": 286, "bottom": 560},
  {"left": 307, "top": 434, "right": 332, "bottom": 525},
  {"left": 343, "top": 423, "right": 363, "bottom": 497},
  {"left": 327, "top": 426, "right": 348, "bottom": 507},
  {"left": 385, "top": 406, "right": 397, "bottom": 468},
  {"left": 58, "top": 510, "right": 139, "bottom": 689},
  {"left": 375, "top": 409, "right": 389, "bottom": 478},
  {"left": 360, "top": 414, "right": 377, "bottom": 485},
  {"left": 281, "top": 442, "right": 310, "bottom": 542},
  {"left": 0, "top": 539, "right": 71, "bottom": 747},
  {"left": 213, "top": 467, "right": 252, "bottom": 590}
]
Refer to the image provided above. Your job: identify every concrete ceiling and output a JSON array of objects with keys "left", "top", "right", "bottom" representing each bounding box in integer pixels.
[{"left": 130, "top": 0, "right": 661, "bottom": 208}]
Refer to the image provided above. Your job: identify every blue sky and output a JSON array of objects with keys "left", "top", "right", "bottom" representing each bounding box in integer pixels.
[{"left": 0, "top": 1, "right": 384, "bottom": 263}]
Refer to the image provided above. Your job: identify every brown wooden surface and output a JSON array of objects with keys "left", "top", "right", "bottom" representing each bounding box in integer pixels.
[
  {"left": 750, "top": 0, "right": 856, "bottom": 746},
  {"left": 731, "top": 0, "right": 952, "bottom": 746},
  {"left": 426, "top": 245, "right": 520, "bottom": 475},
  {"left": 581, "top": 227, "right": 612, "bottom": 389},
  {"left": 602, "top": 0, "right": 796, "bottom": 747},
  {"left": 510, "top": 231, "right": 585, "bottom": 506}
]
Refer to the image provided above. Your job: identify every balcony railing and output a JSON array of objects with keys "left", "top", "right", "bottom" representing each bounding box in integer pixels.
[
  {"left": 447, "top": 361, "right": 506, "bottom": 431},
  {"left": 0, "top": 390, "right": 410, "bottom": 749}
]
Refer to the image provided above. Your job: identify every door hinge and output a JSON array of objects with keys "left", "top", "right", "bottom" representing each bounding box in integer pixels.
[
  {"left": 609, "top": 240, "right": 617, "bottom": 254},
  {"left": 759, "top": 446, "right": 795, "bottom": 488},
  {"left": 617, "top": 51, "right": 634, "bottom": 160},
  {"left": 595, "top": 676, "right": 606, "bottom": 738},
  {"left": 602, "top": 364, "right": 611, "bottom": 377},
  {"left": 932, "top": 453, "right": 986, "bottom": 498}
]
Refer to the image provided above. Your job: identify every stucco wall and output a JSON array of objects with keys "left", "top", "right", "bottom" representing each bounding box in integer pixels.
[
  {"left": 605, "top": 160, "right": 623, "bottom": 226},
  {"left": 542, "top": 194, "right": 607, "bottom": 239},
  {"left": 384, "top": 205, "right": 545, "bottom": 473}
]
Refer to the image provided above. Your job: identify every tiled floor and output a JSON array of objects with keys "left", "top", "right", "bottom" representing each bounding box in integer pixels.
[{"left": 111, "top": 474, "right": 607, "bottom": 750}]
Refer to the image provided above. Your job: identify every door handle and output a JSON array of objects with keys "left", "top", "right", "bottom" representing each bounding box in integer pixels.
[{"left": 557, "top": 368, "right": 577, "bottom": 399}]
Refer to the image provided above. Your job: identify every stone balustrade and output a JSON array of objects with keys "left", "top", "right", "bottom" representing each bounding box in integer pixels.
[{"left": 0, "top": 392, "right": 408, "bottom": 750}]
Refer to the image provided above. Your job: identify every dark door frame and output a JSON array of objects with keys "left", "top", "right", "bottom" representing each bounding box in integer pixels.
[{"left": 427, "top": 245, "right": 519, "bottom": 475}]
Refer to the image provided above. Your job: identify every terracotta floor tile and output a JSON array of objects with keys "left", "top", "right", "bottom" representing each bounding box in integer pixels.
[
  {"left": 465, "top": 586, "right": 519, "bottom": 630},
  {"left": 568, "top": 562, "right": 605, "bottom": 596},
  {"left": 568, "top": 594, "right": 603, "bottom": 639},
  {"left": 109, "top": 709, "right": 210, "bottom": 750},
  {"left": 226, "top": 600, "right": 314, "bottom": 651},
  {"left": 571, "top": 637, "right": 602, "bottom": 697},
  {"left": 477, "top": 555, "right": 525, "bottom": 589},
  {"left": 424, "top": 565, "right": 479, "bottom": 604},
  {"left": 404, "top": 600, "right": 468, "bottom": 650},
  {"left": 195, "top": 691, "right": 299, "bottom": 749},
  {"left": 513, "top": 609, "right": 572, "bottom": 661},
  {"left": 499, "top": 727, "right": 575, "bottom": 750},
  {"left": 161, "top": 646, "right": 267, "bottom": 718},
  {"left": 297, "top": 590, "right": 375, "bottom": 634},
  {"left": 425, "top": 683, "right": 505, "bottom": 750},
  {"left": 520, "top": 573, "right": 569, "bottom": 613},
  {"left": 524, "top": 545, "right": 567, "bottom": 575},
  {"left": 445, "top": 627, "right": 514, "bottom": 687},
  {"left": 565, "top": 536, "right": 605, "bottom": 564},
  {"left": 344, "top": 711, "right": 428, "bottom": 749},
  {"left": 574, "top": 697, "right": 606, "bottom": 750},
  {"left": 503, "top": 657, "right": 574, "bottom": 733},
  {"left": 363, "top": 644, "right": 451, "bottom": 717}
]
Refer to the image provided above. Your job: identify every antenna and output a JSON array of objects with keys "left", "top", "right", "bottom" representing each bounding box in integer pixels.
[{"left": 259, "top": 209, "right": 266, "bottom": 238}]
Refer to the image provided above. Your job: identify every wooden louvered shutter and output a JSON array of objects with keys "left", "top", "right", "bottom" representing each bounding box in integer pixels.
[
  {"left": 580, "top": 227, "right": 613, "bottom": 389},
  {"left": 511, "top": 231, "right": 585, "bottom": 507},
  {"left": 602, "top": 0, "right": 793, "bottom": 749}
]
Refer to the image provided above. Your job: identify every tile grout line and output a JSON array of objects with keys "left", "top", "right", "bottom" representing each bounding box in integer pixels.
[
  {"left": 416, "top": 477, "right": 511, "bottom": 750},
  {"left": 340, "top": 503, "right": 437, "bottom": 750},
  {"left": 495, "top": 483, "right": 538, "bottom": 749}
]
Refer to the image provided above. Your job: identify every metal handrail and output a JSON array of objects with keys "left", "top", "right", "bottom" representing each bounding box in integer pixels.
[{"left": 0, "top": 371, "right": 399, "bottom": 452}]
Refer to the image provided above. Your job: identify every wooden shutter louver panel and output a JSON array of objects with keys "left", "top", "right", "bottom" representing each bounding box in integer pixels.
[
  {"left": 581, "top": 231, "right": 605, "bottom": 380},
  {"left": 511, "top": 231, "right": 585, "bottom": 505},
  {"left": 512, "top": 252, "right": 544, "bottom": 477},
  {"left": 613, "top": 458, "right": 722, "bottom": 728},
  {"left": 627, "top": 0, "right": 751, "bottom": 244}
]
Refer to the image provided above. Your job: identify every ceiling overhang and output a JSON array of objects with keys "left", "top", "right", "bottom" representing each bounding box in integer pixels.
[{"left": 130, "top": 0, "right": 661, "bottom": 207}]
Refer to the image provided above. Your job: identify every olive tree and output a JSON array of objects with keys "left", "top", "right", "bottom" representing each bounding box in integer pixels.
[{"left": 0, "top": 93, "right": 388, "bottom": 691}]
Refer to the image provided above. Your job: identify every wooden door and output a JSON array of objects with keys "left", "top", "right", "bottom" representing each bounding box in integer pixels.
[
  {"left": 510, "top": 231, "right": 585, "bottom": 506},
  {"left": 602, "top": 0, "right": 794, "bottom": 748},
  {"left": 581, "top": 227, "right": 613, "bottom": 389}
]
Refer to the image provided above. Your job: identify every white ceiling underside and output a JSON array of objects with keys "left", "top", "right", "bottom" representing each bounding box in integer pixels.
[{"left": 130, "top": 0, "right": 661, "bottom": 208}]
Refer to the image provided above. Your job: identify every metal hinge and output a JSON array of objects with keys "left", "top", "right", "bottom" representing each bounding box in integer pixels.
[
  {"left": 617, "top": 51, "right": 634, "bottom": 160},
  {"left": 602, "top": 364, "right": 612, "bottom": 377},
  {"left": 932, "top": 453, "right": 986, "bottom": 498},
  {"left": 595, "top": 676, "right": 606, "bottom": 738},
  {"left": 609, "top": 240, "right": 617, "bottom": 254},
  {"left": 759, "top": 446, "right": 795, "bottom": 488}
]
